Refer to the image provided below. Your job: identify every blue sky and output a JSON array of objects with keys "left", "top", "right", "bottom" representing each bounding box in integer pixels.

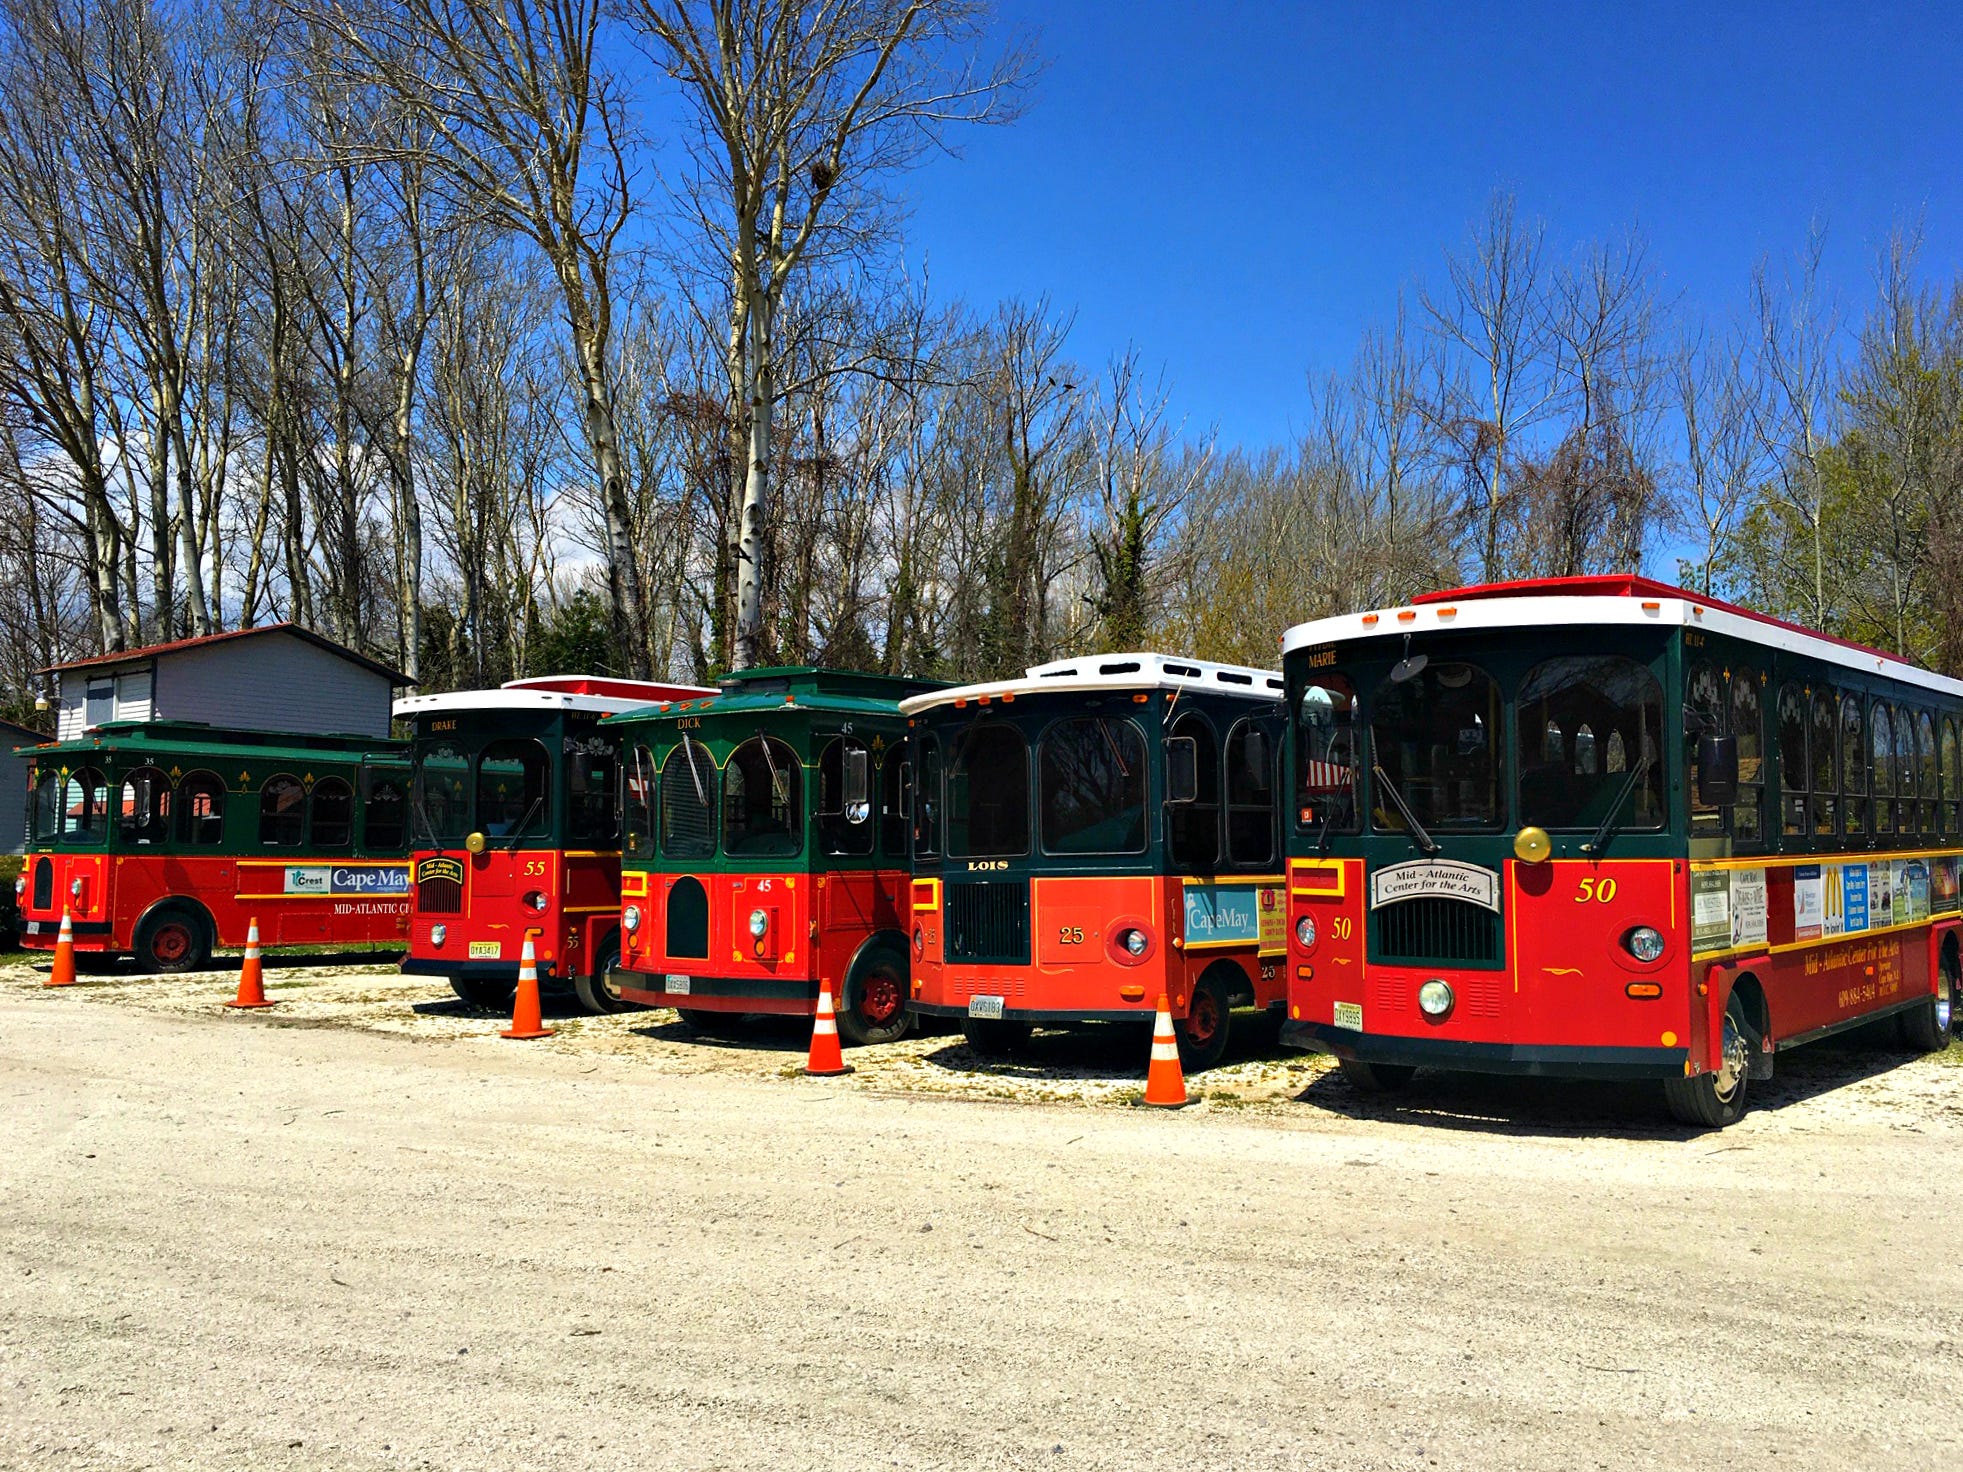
[{"left": 899, "top": 0, "right": 1963, "bottom": 450}]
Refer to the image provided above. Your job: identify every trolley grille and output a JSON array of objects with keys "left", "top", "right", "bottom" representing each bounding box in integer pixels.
[
  {"left": 1373, "top": 896, "right": 1502, "bottom": 968},
  {"left": 943, "top": 878, "right": 1030, "bottom": 966},
  {"left": 416, "top": 876, "right": 463, "bottom": 915},
  {"left": 30, "top": 856, "right": 50, "bottom": 911}
]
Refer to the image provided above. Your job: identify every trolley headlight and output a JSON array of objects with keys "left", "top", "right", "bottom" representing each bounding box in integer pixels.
[
  {"left": 1623, "top": 926, "right": 1665, "bottom": 963},
  {"left": 622, "top": 905, "right": 641, "bottom": 934},
  {"left": 430, "top": 924, "right": 447, "bottom": 948},
  {"left": 748, "top": 908, "right": 769, "bottom": 939},
  {"left": 69, "top": 877, "right": 81, "bottom": 899},
  {"left": 912, "top": 925, "right": 924, "bottom": 954},
  {"left": 522, "top": 889, "right": 548, "bottom": 913},
  {"left": 1418, "top": 979, "right": 1454, "bottom": 1018},
  {"left": 1121, "top": 927, "right": 1148, "bottom": 957},
  {"left": 12, "top": 876, "right": 22, "bottom": 897},
  {"left": 1295, "top": 915, "right": 1317, "bottom": 951}
]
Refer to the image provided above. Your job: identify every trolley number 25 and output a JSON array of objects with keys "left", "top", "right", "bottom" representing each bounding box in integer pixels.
[{"left": 1574, "top": 877, "right": 1619, "bottom": 903}]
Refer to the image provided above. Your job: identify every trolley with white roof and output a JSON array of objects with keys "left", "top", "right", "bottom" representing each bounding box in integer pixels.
[
  {"left": 902, "top": 653, "right": 1288, "bottom": 1069},
  {"left": 1277, "top": 576, "right": 1963, "bottom": 1126},
  {"left": 397, "top": 674, "right": 711, "bottom": 1012}
]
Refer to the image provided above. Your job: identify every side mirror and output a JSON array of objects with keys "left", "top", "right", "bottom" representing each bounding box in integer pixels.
[
  {"left": 1243, "top": 730, "right": 1271, "bottom": 791},
  {"left": 1166, "top": 736, "right": 1198, "bottom": 804},
  {"left": 842, "top": 746, "right": 870, "bottom": 823},
  {"left": 1698, "top": 733, "right": 1739, "bottom": 806}
]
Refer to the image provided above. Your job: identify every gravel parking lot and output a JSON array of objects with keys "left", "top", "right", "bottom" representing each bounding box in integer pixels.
[{"left": 3, "top": 952, "right": 1961, "bottom": 1471}]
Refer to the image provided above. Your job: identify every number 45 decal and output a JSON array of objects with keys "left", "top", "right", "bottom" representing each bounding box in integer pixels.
[{"left": 1575, "top": 877, "right": 1619, "bottom": 903}]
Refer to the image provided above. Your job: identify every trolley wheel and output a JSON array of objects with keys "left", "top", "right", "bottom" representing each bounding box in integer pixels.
[
  {"left": 1901, "top": 958, "right": 1957, "bottom": 1053},
  {"left": 1338, "top": 1057, "right": 1417, "bottom": 1094},
  {"left": 1175, "top": 972, "right": 1234, "bottom": 1072},
  {"left": 134, "top": 906, "right": 211, "bottom": 975},
  {"left": 677, "top": 1007, "right": 744, "bottom": 1037},
  {"left": 961, "top": 1017, "right": 1033, "bottom": 1056},
  {"left": 837, "top": 956, "right": 913, "bottom": 1047},
  {"left": 1663, "top": 991, "right": 1752, "bottom": 1129},
  {"left": 449, "top": 974, "right": 516, "bottom": 1012},
  {"left": 571, "top": 942, "right": 633, "bottom": 1015}
]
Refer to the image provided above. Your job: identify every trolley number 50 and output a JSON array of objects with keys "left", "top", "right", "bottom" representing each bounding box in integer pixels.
[{"left": 1574, "top": 877, "right": 1619, "bottom": 903}]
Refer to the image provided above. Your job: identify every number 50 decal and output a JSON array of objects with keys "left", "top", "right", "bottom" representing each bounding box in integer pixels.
[
  {"left": 1575, "top": 877, "right": 1619, "bottom": 903},
  {"left": 1330, "top": 916, "right": 1353, "bottom": 941}
]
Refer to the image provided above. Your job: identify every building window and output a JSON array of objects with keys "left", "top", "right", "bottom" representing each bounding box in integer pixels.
[{"left": 84, "top": 680, "right": 114, "bottom": 728}]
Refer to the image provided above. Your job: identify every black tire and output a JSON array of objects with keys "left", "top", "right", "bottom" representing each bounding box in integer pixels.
[
  {"left": 677, "top": 1007, "right": 744, "bottom": 1037},
  {"left": 1338, "top": 1057, "right": 1417, "bottom": 1094},
  {"left": 961, "top": 1016, "right": 1033, "bottom": 1056},
  {"left": 449, "top": 974, "right": 515, "bottom": 1011},
  {"left": 1901, "top": 961, "right": 1956, "bottom": 1053},
  {"left": 571, "top": 941, "right": 632, "bottom": 1015},
  {"left": 1663, "top": 991, "right": 1752, "bottom": 1128},
  {"left": 133, "top": 906, "right": 211, "bottom": 975},
  {"left": 837, "top": 955, "right": 913, "bottom": 1047},
  {"left": 1176, "top": 971, "right": 1234, "bottom": 1072}
]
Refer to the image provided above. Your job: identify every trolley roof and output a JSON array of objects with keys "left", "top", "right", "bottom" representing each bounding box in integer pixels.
[
  {"left": 20, "top": 719, "right": 408, "bottom": 765},
  {"left": 393, "top": 674, "right": 714, "bottom": 720},
  {"left": 1280, "top": 576, "right": 1963, "bottom": 698},
  {"left": 602, "top": 667, "right": 945, "bottom": 727},
  {"left": 898, "top": 653, "right": 1284, "bottom": 718}
]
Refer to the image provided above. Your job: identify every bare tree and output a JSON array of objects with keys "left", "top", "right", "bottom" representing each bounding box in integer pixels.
[{"left": 1673, "top": 318, "right": 1765, "bottom": 594}]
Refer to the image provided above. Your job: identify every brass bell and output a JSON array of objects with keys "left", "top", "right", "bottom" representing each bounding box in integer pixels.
[{"left": 1513, "top": 826, "right": 1551, "bottom": 864}]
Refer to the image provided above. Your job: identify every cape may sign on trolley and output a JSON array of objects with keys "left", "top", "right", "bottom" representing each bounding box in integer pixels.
[{"left": 1369, "top": 859, "right": 1500, "bottom": 913}]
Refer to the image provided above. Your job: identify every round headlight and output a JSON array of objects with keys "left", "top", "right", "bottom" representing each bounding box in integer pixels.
[
  {"left": 13, "top": 876, "right": 23, "bottom": 897},
  {"left": 522, "top": 889, "right": 548, "bottom": 913},
  {"left": 748, "top": 908, "right": 769, "bottom": 939},
  {"left": 622, "top": 905, "right": 641, "bottom": 934},
  {"left": 430, "top": 924, "right": 447, "bottom": 947},
  {"left": 1122, "top": 928, "right": 1148, "bottom": 957},
  {"left": 1624, "top": 925, "right": 1665, "bottom": 963},
  {"left": 69, "top": 877, "right": 81, "bottom": 899},
  {"left": 912, "top": 925, "right": 924, "bottom": 954},
  {"left": 1418, "top": 979, "right": 1454, "bottom": 1018},
  {"left": 1295, "top": 915, "right": 1317, "bottom": 950}
]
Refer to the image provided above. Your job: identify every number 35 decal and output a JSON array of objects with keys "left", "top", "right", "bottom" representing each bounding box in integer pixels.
[{"left": 1575, "top": 877, "right": 1619, "bottom": 903}]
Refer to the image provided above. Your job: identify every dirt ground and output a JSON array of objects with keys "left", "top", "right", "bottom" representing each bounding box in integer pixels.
[{"left": 3, "top": 951, "right": 1961, "bottom": 1471}]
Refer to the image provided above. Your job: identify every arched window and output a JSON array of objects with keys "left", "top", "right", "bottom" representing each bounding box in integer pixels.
[
  {"left": 1040, "top": 717, "right": 1147, "bottom": 857},
  {"left": 1870, "top": 702, "right": 1895, "bottom": 836},
  {"left": 60, "top": 767, "right": 108, "bottom": 845},
  {"left": 913, "top": 735, "right": 941, "bottom": 859},
  {"left": 566, "top": 737, "right": 619, "bottom": 844},
  {"left": 1295, "top": 677, "right": 1358, "bottom": 836},
  {"left": 362, "top": 773, "right": 406, "bottom": 852},
  {"left": 879, "top": 745, "right": 910, "bottom": 861},
  {"left": 1731, "top": 669, "right": 1763, "bottom": 845},
  {"left": 623, "top": 744, "right": 658, "bottom": 861},
  {"left": 259, "top": 775, "right": 306, "bottom": 847},
  {"left": 659, "top": 738, "right": 716, "bottom": 859},
  {"left": 1943, "top": 716, "right": 1961, "bottom": 835},
  {"left": 1840, "top": 697, "right": 1868, "bottom": 836},
  {"left": 414, "top": 742, "right": 471, "bottom": 843},
  {"left": 1686, "top": 663, "right": 1725, "bottom": 839},
  {"left": 118, "top": 765, "right": 171, "bottom": 846},
  {"left": 309, "top": 777, "right": 353, "bottom": 848},
  {"left": 1519, "top": 656, "right": 1664, "bottom": 831},
  {"left": 1166, "top": 711, "right": 1220, "bottom": 873},
  {"left": 1811, "top": 692, "right": 1838, "bottom": 836},
  {"left": 478, "top": 739, "right": 550, "bottom": 838},
  {"left": 1917, "top": 711, "right": 1939, "bottom": 837},
  {"left": 1223, "top": 719, "right": 1275, "bottom": 868},
  {"left": 30, "top": 769, "right": 59, "bottom": 842},
  {"left": 176, "top": 771, "right": 226, "bottom": 846},
  {"left": 723, "top": 735, "right": 802, "bottom": 857},
  {"left": 1893, "top": 705, "right": 1915, "bottom": 837},
  {"left": 817, "top": 737, "right": 875, "bottom": 857},
  {"left": 1776, "top": 682, "right": 1808, "bottom": 839}
]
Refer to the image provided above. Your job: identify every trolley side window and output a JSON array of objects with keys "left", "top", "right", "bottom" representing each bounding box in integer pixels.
[
  {"left": 1916, "top": 711, "right": 1938, "bottom": 837},
  {"left": 362, "top": 773, "right": 407, "bottom": 852},
  {"left": 59, "top": 766, "right": 108, "bottom": 845},
  {"left": 119, "top": 765, "right": 172, "bottom": 847},
  {"left": 31, "top": 769, "right": 59, "bottom": 842},
  {"left": 1165, "top": 711, "right": 1220, "bottom": 873},
  {"left": 817, "top": 737, "right": 874, "bottom": 857},
  {"left": 1731, "top": 668, "right": 1764, "bottom": 845},
  {"left": 1294, "top": 677, "right": 1358, "bottom": 837},
  {"left": 946, "top": 723, "right": 1029, "bottom": 858},
  {"left": 477, "top": 739, "right": 551, "bottom": 839},
  {"left": 1040, "top": 717, "right": 1146, "bottom": 857},
  {"left": 659, "top": 739, "right": 716, "bottom": 859},
  {"left": 723, "top": 735, "right": 802, "bottom": 857},
  {"left": 1870, "top": 702, "right": 1895, "bottom": 837},
  {"left": 310, "top": 777, "right": 354, "bottom": 849},
  {"left": 1944, "top": 716, "right": 1960, "bottom": 834},
  {"left": 566, "top": 741, "right": 619, "bottom": 845},
  {"left": 624, "top": 744, "right": 658, "bottom": 860},
  {"left": 913, "top": 735, "right": 941, "bottom": 859},
  {"left": 1840, "top": 696, "right": 1868, "bottom": 836},
  {"left": 1810, "top": 691, "right": 1838, "bottom": 837},
  {"left": 1223, "top": 719, "right": 1275, "bottom": 868},
  {"left": 259, "top": 775, "right": 306, "bottom": 847},
  {"left": 1777, "top": 682, "right": 1807, "bottom": 839},
  {"left": 880, "top": 746, "right": 909, "bottom": 860},
  {"left": 177, "top": 771, "right": 226, "bottom": 846}
]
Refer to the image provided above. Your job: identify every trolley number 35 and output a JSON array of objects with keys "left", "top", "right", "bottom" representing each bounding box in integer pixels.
[{"left": 1574, "top": 877, "right": 1619, "bottom": 903}]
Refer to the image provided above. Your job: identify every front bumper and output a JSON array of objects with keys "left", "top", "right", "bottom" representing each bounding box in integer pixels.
[
  {"left": 1280, "top": 1019, "right": 1685, "bottom": 1081},
  {"left": 19, "top": 917, "right": 113, "bottom": 949},
  {"left": 614, "top": 967, "right": 817, "bottom": 1014},
  {"left": 909, "top": 1000, "right": 1151, "bottom": 1024},
  {"left": 402, "top": 955, "right": 564, "bottom": 986}
]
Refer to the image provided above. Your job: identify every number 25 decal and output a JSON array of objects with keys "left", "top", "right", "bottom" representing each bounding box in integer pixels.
[
  {"left": 1575, "top": 877, "right": 1619, "bottom": 903},
  {"left": 1058, "top": 926, "right": 1085, "bottom": 945}
]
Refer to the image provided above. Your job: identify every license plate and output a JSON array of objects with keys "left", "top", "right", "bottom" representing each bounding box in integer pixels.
[
  {"left": 967, "top": 994, "right": 1005, "bottom": 1020},
  {"left": 468, "top": 941, "right": 501, "bottom": 960},
  {"left": 665, "top": 974, "right": 691, "bottom": 995},
  {"left": 23, "top": 920, "right": 41, "bottom": 935},
  {"left": 1333, "top": 1001, "right": 1363, "bottom": 1031}
]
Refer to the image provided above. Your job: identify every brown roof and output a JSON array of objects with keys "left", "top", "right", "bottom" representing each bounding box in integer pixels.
[{"left": 39, "top": 623, "right": 411, "bottom": 685}]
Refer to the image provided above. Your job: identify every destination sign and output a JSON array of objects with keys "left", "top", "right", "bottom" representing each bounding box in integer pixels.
[{"left": 1368, "top": 859, "right": 1499, "bottom": 913}]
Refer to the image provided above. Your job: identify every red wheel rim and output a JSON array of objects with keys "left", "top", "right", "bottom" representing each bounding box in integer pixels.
[
  {"left": 153, "top": 924, "right": 191, "bottom": 964},
  {"left": 859, "top": 972, "right": 903, "bottom": 1027},
  {"left": 1184, "top": 990, "right": 1220, "bottom": 1047}
]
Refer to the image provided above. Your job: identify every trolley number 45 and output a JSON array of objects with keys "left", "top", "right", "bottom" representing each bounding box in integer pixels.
[{"left": 1574, "top": 877, "right": 1620, "bottom": 903}]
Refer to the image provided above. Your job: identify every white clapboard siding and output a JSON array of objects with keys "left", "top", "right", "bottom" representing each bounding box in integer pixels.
[{"left": 155, "top": 633, "right": 394, "bottom": 738}]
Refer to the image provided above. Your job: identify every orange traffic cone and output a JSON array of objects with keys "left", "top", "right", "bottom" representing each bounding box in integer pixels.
[
  {"left": 500, "top": 934, "right": 554, "bottom": 1040},
  {"left": 226, "top": 916, "right": 273, "bottom": 1009},
  {"left": 802, "top": 982, "right": 852, "bottom": 1077},
  {"left": 43, "top": 909, "right": 76, "bottom": 988},
  {"left": 1142, "top": 993, "right": 1191, "bottom": 1108}
]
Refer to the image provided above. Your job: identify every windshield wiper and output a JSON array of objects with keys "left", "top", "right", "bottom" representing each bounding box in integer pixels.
[
  {"left": 1581, "top": 754, "right": 1653, "bottom": 857},
  {"left": 1371, "top": 760, "right": 1440, "bottom": 856},
  {"left": 1314, "top": 800, "right": 1346, "bottom": 857},
  {"left": 681, "top": 733, "right": 707, "bottom": 806},
  {"left": 502, "top": 795, "right": 543, "bottom": 853}
]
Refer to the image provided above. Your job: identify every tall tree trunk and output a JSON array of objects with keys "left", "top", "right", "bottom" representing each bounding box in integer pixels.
[{"left": 734, "top": 286, "right": 773, "bottom": 669}]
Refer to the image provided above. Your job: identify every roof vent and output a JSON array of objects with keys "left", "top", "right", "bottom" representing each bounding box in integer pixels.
[
  {"left": 1164, "top": 662, "right": 1202, "bottom": 677},
  {"left": 1098, "top": 661, "right": 1141, "bottom": 675},
  {"left": 1215, "top": 670, "right": 1253, "bottom": 686}
]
